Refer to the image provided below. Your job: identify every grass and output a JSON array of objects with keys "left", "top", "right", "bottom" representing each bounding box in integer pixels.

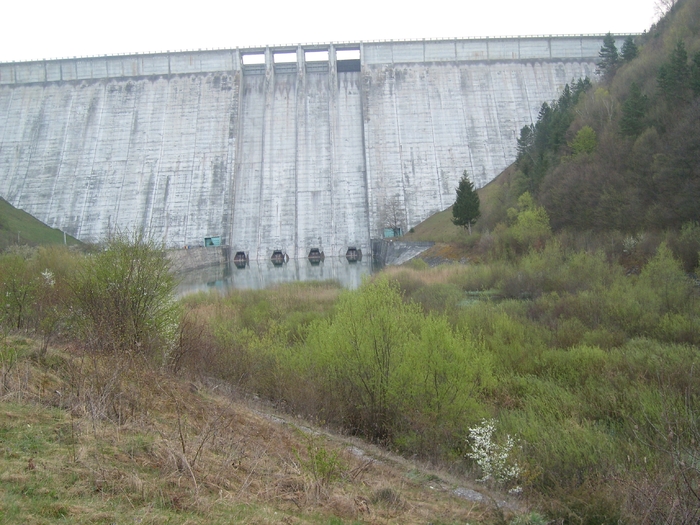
[
  {"left": 0, "top": 197, "right": 81, "bottom": 251},
  {"left": 402, "top": 205, "right": 467, "bottom": 244},
  {"left": 0, "top": 338, "right": 512, "bottom": 524},
  {"left": 403, "top": 166, "right": 515, "bottom": 244}
]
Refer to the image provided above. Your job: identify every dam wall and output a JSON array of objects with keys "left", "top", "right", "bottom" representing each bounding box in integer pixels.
[{"left": 0, "top": 36, "right": 620, "bottom": 259}]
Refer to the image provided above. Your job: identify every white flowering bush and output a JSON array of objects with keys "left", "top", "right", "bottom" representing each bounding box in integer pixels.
[
  {"left": 41, "top": 269, "right": 55, "bottom": 287},
  {"left": 466, "top": 419, "right": 521, "bottom": 492}
]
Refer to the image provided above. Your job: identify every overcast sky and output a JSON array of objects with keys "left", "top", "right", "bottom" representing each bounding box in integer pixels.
[{"left": 2, "top": 0, "right": 659, "bottom": 63}]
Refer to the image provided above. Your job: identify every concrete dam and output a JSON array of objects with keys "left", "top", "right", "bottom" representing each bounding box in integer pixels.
[{"left": 0, "top": 36, "right": 612, "bottom": 259}]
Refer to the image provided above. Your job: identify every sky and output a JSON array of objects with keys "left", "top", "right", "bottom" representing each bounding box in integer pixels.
[{"left": 2, "top": 0, "right": 659, "bottom": 63}]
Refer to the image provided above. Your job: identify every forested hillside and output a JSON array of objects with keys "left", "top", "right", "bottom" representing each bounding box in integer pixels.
[{"left": 503, "top": 0, "right": 700, "bottom": 234}]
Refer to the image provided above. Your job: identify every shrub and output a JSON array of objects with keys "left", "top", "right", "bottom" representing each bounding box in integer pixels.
[
  {"left": 296, "top": 433, "right": 347, "bottom": 488},
  {"left": 408, "top": 282, "right": 463, "bottom": 314},
  {"left": 305, "top": 277, "right": 422, "bottom": 440},
  {"left": 404, "top": 257, "right": 429, "bottom": 270},
  {"left": 466, "top": 419, "right": 521, "bottom": 492},
  {"left": 638, "top": 242, "right": 692, "bottom": 315},
  {"left": 71, "top": 232, "right": 179, "bottom": 360},
  {"left": 0, "top": 250, "right": 39, "bottom": 330},
  {"left": 509, "top": 193, "right": 552, "bottom": 250},
  {"left": 395, "top": 315, "right": 492, "bottom": 459},
  {"left": 668, "top": 221, "right": 700, "bottom": 272}
]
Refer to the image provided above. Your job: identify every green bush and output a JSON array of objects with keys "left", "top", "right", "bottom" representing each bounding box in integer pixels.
[
  {"left": 0, "top": 249, "right": 39, "bottom": 330},
  {"left": 637, "top": 242, "right": 693, "bottom": 315},
  {"left": 304, "top": 277, "right": 422, "bottom": 440},
  {"left": 450, "top": 259, "right": 513, "bottom": 291},
  {"left": 394, "top": 315, "right": 492, "bottom": 458},
  {"left": 71, "top": 232, "right": 179, "bottom": 359},
  {"left": 404, "top": 257, "right": 429, "bottom": 270},
  {"left": 408, "top": 282, "right": 463, "bottom": 314}
]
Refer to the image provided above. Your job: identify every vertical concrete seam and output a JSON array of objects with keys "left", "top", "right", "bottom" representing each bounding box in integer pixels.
[
  {"left": 148, "top": 76, "right": 172, "bottom": 235},
  {"left": 328, "top": 44, "right": 337, "bottom": 256},
  {"left": 78, "top": 82, "right": 108, "bottom": 238},
  {"left": 0, "top": 87, "right": 16, "bottom": 186},
  {"left": 46, "top": 87, "right": 76, "bottom": 230},
  {"left": 389, "top": 68, "right": 411, "bottom": 230},
  {"left": 359, "top": 43, "right": 372, "bottom": 251},
  {"left": 293, "top": 45, "right": 303, "bottom": 259},
  {"left": 424, "top": 69, "right": 444, "bottom": 211},
  {"left": 184, "top": 75, "right": 204, "bottom": 246},
  {"left": 113, "top": 81, "right": 139, "bottom": 231},
  {"left": 458, "top": 68, "right": 476, "bottom": 178},
  {"left": 14, "top": 87, "right": 47, "bottom": 209},
  {"left": 227, "top": 52, "right": 243, "bottom": 249},
  {"left": 256, "top": 48, "right": 272, "bottom": 259},
  {"left": 231, "top": 67, "right": 245, "bottom": 251}
]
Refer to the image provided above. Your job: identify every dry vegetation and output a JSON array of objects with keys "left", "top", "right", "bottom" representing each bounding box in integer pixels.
[{"left": 0, "top": 338, "right": 512, "bottom": 524}]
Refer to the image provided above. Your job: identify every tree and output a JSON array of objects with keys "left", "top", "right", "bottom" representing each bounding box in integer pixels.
[
  {"left": 72, "top": 231, "right": 179, "bottom": 359},
  {"left": 596, "top": 33, "right": 619, "bottom": 78},
  {"left": 654, "top": 0, "right": 678, "bottom": 20},
  {"left": 508, "top": 192, "right": 551, "bottom": 249},
  {"left": 658, "top": 41, "right": 690, "bottom": 104},
  {"left": 621, "top": 36, "right": 638, "bottom": 62},
  {"left": 619, "top": 82, "right": 649, "bottom": 137},
  {"left": 307, "top": 277, "right": 422, "bottom": 440},
  {"left": 452, "top": 171, "right": 480, "bottom": 235},
  {"left": 691, "top": 51, "right": 700, "bottom": 97},
  {"left": 382, "top": 195, "right": 405, "bottom": 237},
  {"left": 569, "top": 126, "right": 597, "bottom": 156},
  {"left": 516, "top": 124, "right": 535, "bottom": 162}
]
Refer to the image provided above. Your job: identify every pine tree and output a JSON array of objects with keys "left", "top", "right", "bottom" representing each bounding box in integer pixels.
[
  {"left": 516, "top": 124, "right": 535, "bottom": 161},
  {"left": 691, "top": 51, "right": 700, "bottom": 97},
  {"left": 621, "top": 36, "right": 638, "bottom": 62},
  {"left": 658, "top": 41, "right": 690, "bottom": 103},
  {"left": 452, "top": 171, "right": 480, "bottom": 235},
  {"left": 596, "top": 33, "right": 619, "bottom": 78},
  {"left": 619, "top": 83, "right": 649, "bottom": 137}
]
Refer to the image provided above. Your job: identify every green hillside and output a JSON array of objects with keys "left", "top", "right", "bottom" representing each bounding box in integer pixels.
[
  {"left": 510, "top": 0, "right": 700, "bottom": 232},
  {"left": 409, "top": 0, "right": 700, "bottom": 270},
  {"left": 0, "top": 198, "right": 81, "bottom": 251},
  {"left": 404, "top": 165, "right": 519, "bottom": 243}
]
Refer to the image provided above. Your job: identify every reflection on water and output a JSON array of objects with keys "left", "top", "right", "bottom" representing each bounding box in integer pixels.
[{"left": 176, "top": 257, "right": 373, "bottom": 296}]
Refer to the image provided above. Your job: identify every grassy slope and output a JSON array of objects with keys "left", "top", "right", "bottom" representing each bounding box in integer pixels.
[
  {"left": 0, "top": 337, "right": 511, "bottom": 525},
  {"left": 402, "top": 166, "right": 515, "bottom": 261},
  {"left": 0, "top": 198, "right": 81, "bottom": 250}
]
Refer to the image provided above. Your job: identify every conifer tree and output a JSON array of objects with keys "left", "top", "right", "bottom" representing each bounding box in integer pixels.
[
  {"left": 691, "top": 51, "right": 700, "bottom": 97},
  {"left": 658, "top": 41, "right": 690, "bottom": 103},
  {"left": 516, "top": 124, "right": 535, "bottom": 162},
  {"left": 621, "top": 36, "right": 638, "bottom": 62},
  {"left": 452, "top": 171, "right": 480, "bottom": 235},
  {"left": 596, "top": 33, "right": 619, "bottom": 78},
  {"left": 620, "top": 83, "right": 649, "bottom": 137}
]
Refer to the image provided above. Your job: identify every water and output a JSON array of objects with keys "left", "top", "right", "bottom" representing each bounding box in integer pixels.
[{"left": 176, "top": 257, "right": 374, "bottom": 296}]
